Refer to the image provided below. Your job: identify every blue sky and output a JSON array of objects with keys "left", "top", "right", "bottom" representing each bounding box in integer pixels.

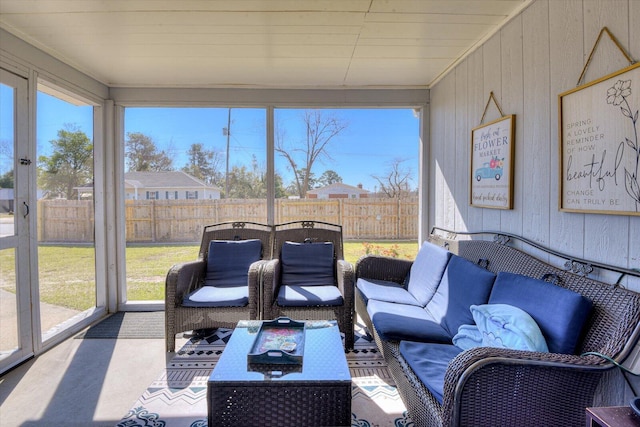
[{"left": 11, "top": 91, "right": 421, "bottom": 193}]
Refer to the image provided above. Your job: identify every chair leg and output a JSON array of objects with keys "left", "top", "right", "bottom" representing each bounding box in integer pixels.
[
  {"left": 166, "top": 315, "right": 175, "bottom": 352},
  {"left": 344, "top": 326, "right": 355, "bottom": 350}
]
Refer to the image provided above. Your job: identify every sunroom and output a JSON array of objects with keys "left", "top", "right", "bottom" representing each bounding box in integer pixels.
[{"left": 0, "top": 0, "right": 639, "bottom": 426}]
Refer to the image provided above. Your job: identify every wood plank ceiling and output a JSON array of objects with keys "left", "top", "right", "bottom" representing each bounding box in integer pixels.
[{"left": 0, "top": 0, "right": 527, "bottom": 88}]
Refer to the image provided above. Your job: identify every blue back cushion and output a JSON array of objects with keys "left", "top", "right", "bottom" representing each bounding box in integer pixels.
[
  {"left": 488, "top": 272, "right": 592, "bottom": 354},
  {"left": 424, "top": 255, "right": 496, "bottom": 337},
  {"left": 406, "top": 241, "right": 452, "bottom": 306},
  {"left": 205, "top": 239, "right": 262, "bottom": 287},
  {"left": 281, "top": 241, "right": 335, "bottom": 286}
]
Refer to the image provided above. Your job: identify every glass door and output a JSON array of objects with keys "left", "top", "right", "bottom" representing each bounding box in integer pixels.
[{"left": 0, "top": 69, "right": 33, "bottom": 372}]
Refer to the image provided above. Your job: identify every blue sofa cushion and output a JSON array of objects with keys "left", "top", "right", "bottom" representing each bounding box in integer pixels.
[
  {"left": 183, "top": 285, "right": 248, "bottom": 307},
  {"left": 277, "top": 285, "right": 343, "bottom": 306},
  {"left": 281, "top": 241, "right": 335, "bottom": 286},
  {"left": 400, "top": 341, "right": 463, "bottom": 404},
  {"left": 424, "top": 255, "right": 496, "bottom": 337},
  {"left": 406, "top": 241, "right": 452, "bottom": 307},
  {"left": 368, "top": 299, "right": 451, "bottom": 342},
  {"left": 488, "top": 272, "right": 592, "bottom": 354},
  {"left": 356, "top": 278, "right": 421, "bottom": 306},
  {"left": 205, "top": 239, "right": 262, "bottom": 287},
  {"left": 470, "top": 304, "right": 549, "bottom": 352}
]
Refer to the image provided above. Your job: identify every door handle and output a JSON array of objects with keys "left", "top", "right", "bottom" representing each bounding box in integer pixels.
[{"left": 23, "top": 201, "right": 29, "bottom": 218}]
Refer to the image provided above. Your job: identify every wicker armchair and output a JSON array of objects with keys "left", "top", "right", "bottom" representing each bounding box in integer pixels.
[
  {"left": 165, "top": 221, "right": 273, "bottom": 352},
  {"left": 355, "top": 233, "right": 640, "bottom": 427},
  {"left": 261, "top": 221, "right": 355, "bottom": 349}
]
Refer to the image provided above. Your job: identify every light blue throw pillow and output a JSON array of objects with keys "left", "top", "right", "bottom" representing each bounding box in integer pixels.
[
  {"left": 452, "top": 324, "right": 483, "bottom": 350},
  {"left": 470, "top": 304, "right": 549, "bottom": 352}
]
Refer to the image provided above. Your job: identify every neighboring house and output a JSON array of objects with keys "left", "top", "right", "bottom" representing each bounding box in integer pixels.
[
  {"left": 306, "top": 182, "right": 369, "bottom": 199},
  {"left": 75, "top": 171, "right": 221, "bottom": 200},
  {"left": 125, "top": 171, "right": 221, "bottom": 200}
]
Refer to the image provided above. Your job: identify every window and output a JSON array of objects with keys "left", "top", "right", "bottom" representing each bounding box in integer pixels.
[
  {"left": 121, "top": 106, "right": 419, "bottom": 303},
  {"left": 123, "top": 107, "right": 267, "bottom": 302},
  {"left": 36, "top": 81, "right": 100, "bottom": 341}
]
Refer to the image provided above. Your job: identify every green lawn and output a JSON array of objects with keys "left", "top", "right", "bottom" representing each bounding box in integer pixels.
[{"left": 0, "top": 241, "right": 418, "bottom": 310}]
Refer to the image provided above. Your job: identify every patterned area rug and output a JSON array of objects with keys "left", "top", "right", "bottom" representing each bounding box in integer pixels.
[{"left": 117, "top": 324, "right": 412, "bottom": 427}]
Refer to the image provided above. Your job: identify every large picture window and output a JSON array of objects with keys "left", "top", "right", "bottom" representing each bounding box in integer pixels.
[{"left": 121, "top": 106, "right": 420, "bottom": 303}]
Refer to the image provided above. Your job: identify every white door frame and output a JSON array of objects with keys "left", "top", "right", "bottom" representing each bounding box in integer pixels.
[{"left": 0, "top": 68, "right": 34, "bottom": 373}]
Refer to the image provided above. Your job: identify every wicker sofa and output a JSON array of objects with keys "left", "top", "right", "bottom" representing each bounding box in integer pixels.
[{"left": 355, "top": 230, "right": 640, "bottom": 427}]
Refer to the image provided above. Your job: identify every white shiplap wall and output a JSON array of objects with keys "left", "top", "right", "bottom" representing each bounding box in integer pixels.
[
  {"left": 430, "top": 0, "right": 639, "bottom": 287},
  {"left": 429, "top": 0, "right": 640, "bottom": 405}
]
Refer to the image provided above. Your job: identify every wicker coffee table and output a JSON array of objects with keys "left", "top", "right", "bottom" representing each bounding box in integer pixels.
[{"left": 207, "top": 319, "right": 352, "bottom": 427}]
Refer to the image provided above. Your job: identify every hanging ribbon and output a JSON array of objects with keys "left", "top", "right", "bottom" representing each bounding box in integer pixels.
[
  {"left": 576, "top": 27, "right": 636, "bottom": 87},
  {"left": 480, "top": 91, "right": 505, "bottom": 124}
]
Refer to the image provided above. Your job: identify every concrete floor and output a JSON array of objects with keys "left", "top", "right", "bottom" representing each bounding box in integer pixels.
[{"left": 0, "top": 330, "right": 186, "bottom": 426}]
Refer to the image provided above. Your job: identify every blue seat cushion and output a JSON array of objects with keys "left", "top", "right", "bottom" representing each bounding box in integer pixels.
[
  {"left": 488, "top": 272, "right": 592, "bottom": 354},
  {"left": 367, "top": 299, "right": 451, "bottom": 343},
  {"left": 400, "top": 341, "right": 463, "bottom": 404},
  {"left": 406, "top": 241, "right": 452, "bottom": 306},
  {"left": 277, "top": 285, "right": 344, "bottom": 306},
  {"left": 183, "top": 285, "right": 248, "bottom": 307},
  {"left": 356, "top": 278, "right": 420, "bottom": 306},
  {"left": 424, "top": 254, "right": 496, "bottom": 337},
  {"left": 281, "top": 241, "right": 335, "bottom": 286},
  {"left": 205, "top": 239, "right": 262, "bottom": 287}
]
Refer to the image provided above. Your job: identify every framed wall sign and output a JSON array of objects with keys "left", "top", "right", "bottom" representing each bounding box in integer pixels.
[
  {"left": 470, "top": 114, "right": 515, "bottom": 209},
  {"left": 559, "top": 62, "right": 640, "bottom": 215}
]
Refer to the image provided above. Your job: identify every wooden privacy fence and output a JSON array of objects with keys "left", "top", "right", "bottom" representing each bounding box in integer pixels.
[{"left": 38, "top": 197, "right": 418, "bottom": 243}]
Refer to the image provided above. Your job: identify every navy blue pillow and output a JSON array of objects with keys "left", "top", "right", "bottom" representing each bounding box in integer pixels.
[
  {"left": 424, "top": 255, "right": 496, "bottom": 337},
  {"left": 488, "top": 272, "right": 592, "bottom": 354},
  {"left": 205, "top": 239, "right": 262, "bottom": 287},
  {"left": 281, "top": 241, "right": 335, "bottom": 286}
]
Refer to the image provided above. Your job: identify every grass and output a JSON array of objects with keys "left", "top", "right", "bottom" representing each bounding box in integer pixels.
[{"left": 0, "top": 241, "right": 418, "bottom": 311}]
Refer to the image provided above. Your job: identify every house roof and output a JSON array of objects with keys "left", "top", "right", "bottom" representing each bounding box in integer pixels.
[
  {"left": 124, "top": 171, "right": 219, "bottom": 190},
  {"left": 307, "top": 182, "right": 369, "bottom": 194}
]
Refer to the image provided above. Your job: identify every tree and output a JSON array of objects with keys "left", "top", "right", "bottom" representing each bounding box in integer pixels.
[
  {"left": 225, "top": 155, "right": 265, "bottom": 198},
  {"left": 0, "top": 170, "right": 13, "bottom": 188},
  {"left": 38, "top": 124, "right": 92, "bottom": 199},
  {"left": 125, "top": 132, "right": 173, "bottom": 172},
  {"left": 287, "top": 168, "right": 316, "bottom": 194},
  {"left": 372, "top": 158, "right": 414, "bottom": 198},
  {"left": 317, "top": 169, "right": 342, "bottom": 188},
  {"left": 275, "top": 110, "right": 348, "bottom": 198},
  {"left": 182, "top": 143, "right": 223, "bottom": 185},
  {"left": 274, "top": 172, "right": 287, "bottom": 198}
]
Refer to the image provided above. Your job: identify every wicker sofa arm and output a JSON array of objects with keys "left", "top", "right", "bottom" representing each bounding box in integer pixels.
[
  {"left": 354, "top": 255, "right": 413, "bottom": 284},
  {"left": 261, "top": 259, "right": 280, "bottom": 312},
  {"left": 165, "top": 259, "right": 206, "bottom": 306},
  {"left": 248, "top": 259, "right": 269, "bottom": 308},
  {"left": 441, "top": 347, "right": 611, "bottom": 426},
  {"left": 337, "top": 259, "right": 355, "bottom": 304}
]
